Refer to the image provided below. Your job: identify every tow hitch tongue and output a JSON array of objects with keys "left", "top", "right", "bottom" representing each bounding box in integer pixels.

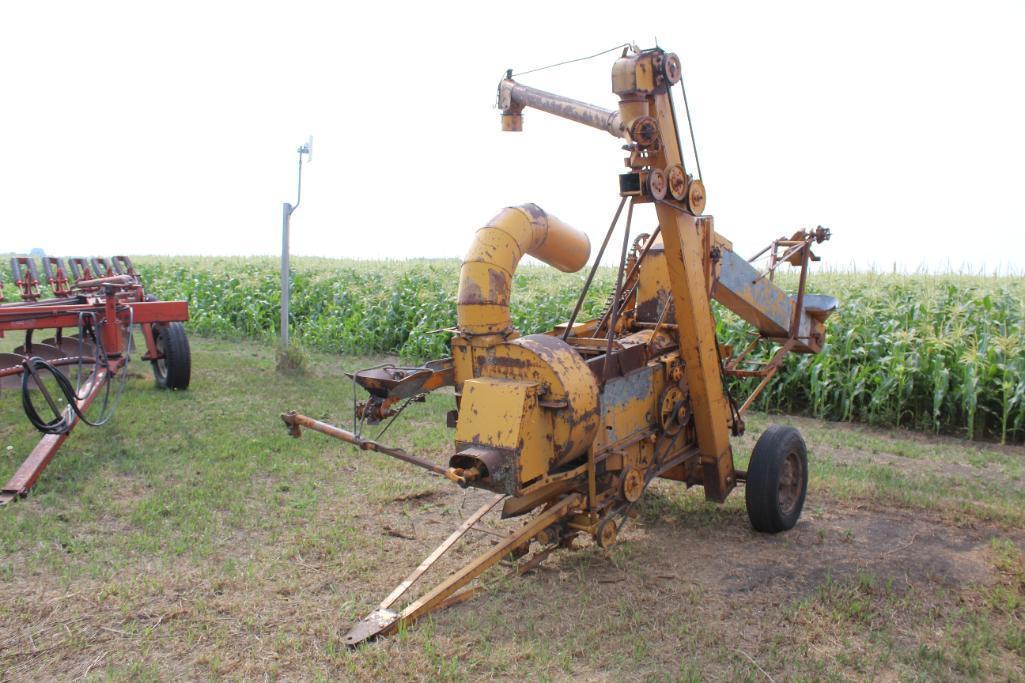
[{"left": 279, "top": 411, "right": 473, "bottom": 485}]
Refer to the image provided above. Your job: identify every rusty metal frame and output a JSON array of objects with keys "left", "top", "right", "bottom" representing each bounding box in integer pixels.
[
  {"left": 0, "top": 363, "right": 117, "bottom": 505},
  {"left": 0, "top": 258, "right": 190, "bottom": 505},
  {"left": 281, "top": 411, "right": 470, "bottom": 485},
  {"left": 720, "top": 230, "right": 822, "bottom": 415}
]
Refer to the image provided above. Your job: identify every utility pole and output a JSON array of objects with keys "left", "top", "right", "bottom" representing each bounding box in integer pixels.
[{"left": 281, "top": 136, "right": 313, "bottom": 349}]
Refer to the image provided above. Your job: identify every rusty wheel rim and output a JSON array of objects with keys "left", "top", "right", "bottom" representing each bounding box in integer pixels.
[
  {"left": 623, "top": 468, "right": 644, "bottom": 503},
  {"left": 778, "top": 451, "right": 803, "bottom": 517},
  {"left": 598, "top": 519, "right": 617, "bottom": 549},
  {"left": 155, "top": 329, "right": 167, "bottom": 377}
]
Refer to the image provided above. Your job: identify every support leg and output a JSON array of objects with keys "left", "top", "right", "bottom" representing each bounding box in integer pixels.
[{"left": 345, "top": 493, "right": 581, "bottom": 646}]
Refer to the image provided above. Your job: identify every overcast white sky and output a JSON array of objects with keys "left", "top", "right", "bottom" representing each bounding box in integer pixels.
[{"left": 2, "top": 1, "right": 1023, "bottom": 273}]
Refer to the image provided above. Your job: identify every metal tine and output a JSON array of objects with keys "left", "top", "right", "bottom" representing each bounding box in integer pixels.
[
  {"left": 41, "top": 257, "right": 56, "bottom": 281},
  {"left": 91, "top": 257, "right": 114, "bottom": 278},
  {"left": 67, "top": 258, "right": 93, "bottom": 283},
  {"left": 110, "top": 256, "right": 140, "bottom": 283},
  {"left": 10, "top": 257, "right": 41, "bottom": 301},
  {"left": 42, "top": 257, "right": 71, "bottom": 297}
]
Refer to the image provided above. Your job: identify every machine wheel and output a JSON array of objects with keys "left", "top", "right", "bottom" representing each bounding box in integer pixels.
[
  {"left": 596, "top": 517, "right": 617, "bottom": 549},
  {"left": 745, "top": 425, "right": 807, "bottom": 533},
  {"left": 151, "top": 322, "right": 191, "bottom": 390},
  {"left": 622, "top": 467, "right": 644, "bottom": 503}
]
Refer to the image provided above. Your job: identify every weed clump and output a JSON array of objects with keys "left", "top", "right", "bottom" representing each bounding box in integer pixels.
[{"left": 276, "top": 341, "right": 309, "bottom": 375}]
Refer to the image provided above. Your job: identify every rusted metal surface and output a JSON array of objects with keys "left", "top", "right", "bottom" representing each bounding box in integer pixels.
[
  {"left": 457, "top": 204, "right": 590, "bottom": 337},
  {"left": 0, "top": 255, "right": 191, "bottom": 504},
  {"left": 714, "top": 228, "right": 834, "bottom": 352},
  {"left": 352, "top": 367, "right": 434, "bottom": 398},
  {"left": 0, "top": 364, "right": 114, "bottom": 505},
  {"left": 282, "top": 45, "right": 835, "bottom": 644},
  {"left": 281, "top": 411, "right": 470, "bottom": 485},
  {"left": 347, "top": 360, "right": 455, "bottom": 424},
  {"left": 499, "top": 79, "right": 625, "bottom": 138}
]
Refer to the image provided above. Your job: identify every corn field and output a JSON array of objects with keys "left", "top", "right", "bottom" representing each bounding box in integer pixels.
[{"left": 3, "top": 257, "right": 1023, "bottom": 443}]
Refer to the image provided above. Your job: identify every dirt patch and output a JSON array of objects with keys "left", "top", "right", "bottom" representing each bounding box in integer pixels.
[{"left": 639, "top": 495, "right": 999, "bottom": 596}]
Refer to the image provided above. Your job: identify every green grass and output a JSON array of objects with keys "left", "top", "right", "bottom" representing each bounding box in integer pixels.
[{"left": 0, "top": 336, "right": 1023, "bottom": 679}]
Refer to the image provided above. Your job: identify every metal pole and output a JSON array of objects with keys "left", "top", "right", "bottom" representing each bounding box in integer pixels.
[
  {"left": 281, "top": 202, "right": 292, "bottom": 349},
  {"left": 280, "top": 141, "right": 308, "bottom": 351}
]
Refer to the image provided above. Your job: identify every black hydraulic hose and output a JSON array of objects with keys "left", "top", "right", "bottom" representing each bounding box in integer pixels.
[
  {"left": 20, "top": 355, "right": 126, "bottom": 435},
  {"left": 19, "top": 307, "right": 134, "bottom": 435},
  {"left": 21, "top": 357, "right": 80, "bottom": 434}
]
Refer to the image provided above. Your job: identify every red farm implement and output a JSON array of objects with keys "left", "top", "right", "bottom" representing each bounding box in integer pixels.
[{"left": 0, "top": 255, "right": 191, "bottom": 505}]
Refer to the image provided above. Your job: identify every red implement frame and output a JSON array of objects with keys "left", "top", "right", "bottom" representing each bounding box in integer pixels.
[{"left": 0, "top": 255, "right": 189, "bottom": 505}]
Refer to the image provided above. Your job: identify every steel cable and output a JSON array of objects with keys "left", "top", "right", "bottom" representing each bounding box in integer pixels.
[{"left": 510, "top": 42, "right": 635, "bottom": 78}]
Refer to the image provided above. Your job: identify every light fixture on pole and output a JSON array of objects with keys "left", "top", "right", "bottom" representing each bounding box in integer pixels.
[{"left": 281, "top": 135, "right": 313, "bottom": 349}]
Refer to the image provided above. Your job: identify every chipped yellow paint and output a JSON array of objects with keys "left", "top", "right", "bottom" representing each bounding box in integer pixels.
[
  {"left": 480, "top": 335, "right": 598, "bottom": 468},
  {"left": 456, "top": 204, "right": 590, "bottom": 336},
  {"left": 599, "top": 363, "right": 665, "bottom": 449},
  {"left": 636, "top": 240, "right": 672, "bottom": 322},
  {"left": 454, "top": 376, "right": 553, "bottom": 484},
  {"left": 456, "top": 378, "right": 535, "bottom": 450}
]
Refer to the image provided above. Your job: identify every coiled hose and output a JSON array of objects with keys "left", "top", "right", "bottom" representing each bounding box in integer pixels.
[{"left": 20, "top": 310, "right": 132, "bottom": 435}]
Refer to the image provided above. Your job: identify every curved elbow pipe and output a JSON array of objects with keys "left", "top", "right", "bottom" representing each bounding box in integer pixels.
[{"left": 457, "top": 204, "right": 590, "bottom": 336}]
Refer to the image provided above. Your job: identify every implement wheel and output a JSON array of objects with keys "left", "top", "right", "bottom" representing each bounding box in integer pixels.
[
  {"left": 151, "top": 322, "right": 191, "bottom": 390},
  {"left": 745, "top": 425, "right": 807, "bottom": 533}
]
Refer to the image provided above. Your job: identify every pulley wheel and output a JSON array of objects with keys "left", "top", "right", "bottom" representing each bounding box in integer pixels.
[
  {"left": 662, "top": 53, "right": 682, "bottom": 84},
  {"left": 629, "top": 116, "right": 659, "bottom": 148},
  {"left": 658, "top": 385, "right": 686, "bottom": 435},
  {"left": 648, "top": 169, "right": 668, "bottom": 201},
  {"left": 666, "top": 164, "right": 689, "bottom": 201},
  {"left": 687, "top": 179, "right": 706, "bottom": 215},
  {"left": 596, "top": 517, "right": 618, "bottom": 549},
  {"left": 622, "top": 467, "right": 644, "bottom": 503}
]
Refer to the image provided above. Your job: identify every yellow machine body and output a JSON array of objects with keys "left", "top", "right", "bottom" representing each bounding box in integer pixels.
[
  {"left": 283, "top": 45, "right": 836, "bottom": 645},
  {"left": 452, "top": 334, "right": 599, "bottom": 496}
]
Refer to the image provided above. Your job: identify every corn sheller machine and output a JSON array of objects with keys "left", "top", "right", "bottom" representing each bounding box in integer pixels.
[
  {"left": 283, "top": 45, "right": 836, "bottom": 645},
  {"left": 0, "top": 256, "right": 190, "bottom": 505}
]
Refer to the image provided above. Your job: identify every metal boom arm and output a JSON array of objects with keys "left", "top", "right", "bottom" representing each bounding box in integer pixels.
[{"left": 496, "top": 47, "right": 833, "bottom": 499}]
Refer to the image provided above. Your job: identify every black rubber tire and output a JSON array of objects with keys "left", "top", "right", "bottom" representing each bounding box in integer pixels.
[
  {"left": 151, "top": 322, "right": 191, "bottom": 390},
  {"left": 745, "top": 425, "right": 808, "bottom": 533}
]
